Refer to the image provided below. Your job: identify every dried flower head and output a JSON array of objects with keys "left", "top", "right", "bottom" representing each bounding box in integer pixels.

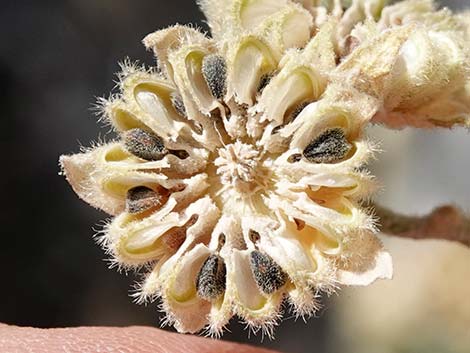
[{"left": 59, "top": 0, "right": 470, "bottom": 336}]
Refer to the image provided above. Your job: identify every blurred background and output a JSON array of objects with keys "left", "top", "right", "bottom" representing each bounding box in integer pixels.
[{"left": 1, "top": 1, "right": 469, "bottom": 352}]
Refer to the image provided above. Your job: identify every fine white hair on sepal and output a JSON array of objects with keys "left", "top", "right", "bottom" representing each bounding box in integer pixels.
[
  {"left": 242, "top": 307, "right": 284, "bottom": 342},
  {"left": 203, "top": 320, "right": 231, "bottom": 339},
  {"left": 287, "top": 286, "right": 323, "bottom": 321},
  {"left": 116, "top": 59, "right": 158, "bottom": 88},
  {"left": 91, "top": 94, "right": 122, "bottom": 132},
  {"left": 130, "top": 266, "right": 161, "bottom": 305}
]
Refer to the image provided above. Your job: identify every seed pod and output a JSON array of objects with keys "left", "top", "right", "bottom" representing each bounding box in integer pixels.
[
  {"left": 250, "top": 250, "right": 288, "bottom": 294},
  {"left": 196, "top": 254, "right": 226, "bottom": 300},
  {"left": 303, "top": 128, "right": 352, "bottom": 164},
  {"left": 126, "top": 186, "right": 167, "bottom": 214},
  {"left": 123, "top": 128, "right": 168, "bottom": 161},
  {"left": 202, "top": 54, "right": 227, "bottom": 100}
]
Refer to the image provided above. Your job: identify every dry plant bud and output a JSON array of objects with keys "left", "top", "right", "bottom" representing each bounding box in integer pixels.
[{"left": 59, "top": 0, "right": 470, "bottom": 337}]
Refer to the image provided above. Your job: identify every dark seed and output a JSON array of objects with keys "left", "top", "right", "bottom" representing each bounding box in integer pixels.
[
  {"left": 169, "top": 183, "right": 186, "bottom": 193},
  {"left": 193, "top": 122, "right": 204, "bottom": 135},
  {"left": 257, "top": 73, "right": 273, "bottom": 93},
  {"left": 169, "top": 149, "right": 189, "bottom": 159},
  {"left": 202, "top": 54, "right": 227, "bottom": 100},
  {"left": 161, "top": 226, "right": 187, "bottom": 251},
  {"left": 287, "top": 154, "right": 302, "bottom": 163},
  {"left": 123, "top": 128, "right": 168, "bottom": 161},
  {"left": 170, "top": 92, "right": 187, "bottom": 117},
  {"left": 249, "top": 230, "right": 260, "bottom": 243},
  {"left": 294, "top": 218, "right": 306, "bottom": 231},
  {"left": 289, "top": 102, "right": 309, "bottom": 123},
  {"left": 218, "top": 233, "right": 226, "bottom": 249},
  {"left": 271, "top": 125, "right": 282, "bottom": 135},
  {"left": 196, "top": 254, "right": 226, "bottom": 300},
  {"left": 303, "top": 128, "right": 352, "bottom": 164},
  {"left": 126, "top": 186, "right": 167, "bottom": 214},
  {"left": 250, "top": 250, "right": 288, "bottom": 294},
  {"left": 272, "top": 102, "right": 308, "bottom": 135},
  {"left": 161, "top": 215, "right": 197, "bottom": 251},
  {"left": 186, "top": 214, "right": 199, "bottom": 227}
]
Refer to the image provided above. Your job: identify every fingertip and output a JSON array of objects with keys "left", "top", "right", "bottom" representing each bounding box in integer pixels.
[{"left": 0, "top": 325, "right": 282, "bottom": 353}]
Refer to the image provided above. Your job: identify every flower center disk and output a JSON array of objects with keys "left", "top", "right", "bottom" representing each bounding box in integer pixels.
[{"left": 214, "top": 141, "right": 266, "bottom": 195}]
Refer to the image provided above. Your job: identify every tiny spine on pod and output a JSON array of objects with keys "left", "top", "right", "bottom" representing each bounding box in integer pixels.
[{"left": 59, "top": 0, "right": 470, "bottom": 337}]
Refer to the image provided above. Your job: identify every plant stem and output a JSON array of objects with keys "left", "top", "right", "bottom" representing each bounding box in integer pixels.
[{"left": 373, "top": 203, "right": 470, "bottom": 247}]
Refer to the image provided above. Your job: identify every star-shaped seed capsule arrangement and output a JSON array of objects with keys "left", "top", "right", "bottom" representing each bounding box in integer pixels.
[{"left": 60, "top": 0, "right": 470, "bottom": 336}]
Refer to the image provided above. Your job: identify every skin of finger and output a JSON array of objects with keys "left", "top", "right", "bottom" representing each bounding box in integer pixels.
[{"left": 0, "top": 325, "right": 283, "bottom": 353}]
